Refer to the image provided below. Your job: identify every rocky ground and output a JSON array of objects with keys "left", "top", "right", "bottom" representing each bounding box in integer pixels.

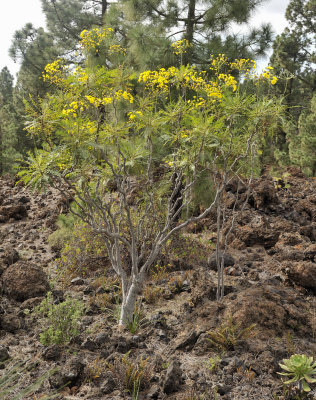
[{"left": 0, "top": 169, "right": 315, "bottom": 400}]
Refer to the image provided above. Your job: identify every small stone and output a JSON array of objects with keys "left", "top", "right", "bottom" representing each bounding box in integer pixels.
[
  {"left": 42, "top": 344, "right": 61, "bottom": 361},
  {"left": 0, "top": 346, "right": 10, "bottom": 362},
  {"left": 147, "top": 384, "right": 160, "bottom": 399},
  {"left": 95, "top": 332, "right": 109, "bottom": 345},
  {"left": 82, "top": 338, "right": 97, "bottom": 351},
  {"left": 100, "top": 372, "right": 116, "bottom": 395},
  {"left": 70, "top": 277, "right": 85, "bottom": 285},
  {"left": 217, "top": 384, "right": 232, "bottom": 395},
  {"left": 83, "top": 285, "right": 93, "bottom": 294}
]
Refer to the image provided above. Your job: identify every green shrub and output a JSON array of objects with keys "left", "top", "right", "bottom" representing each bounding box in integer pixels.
[
  {"left": 35, "top": 292, "right": 85, "bottom": 345},
  {"left": 48, "top": 213, "right": 77, "bottom": 251}
]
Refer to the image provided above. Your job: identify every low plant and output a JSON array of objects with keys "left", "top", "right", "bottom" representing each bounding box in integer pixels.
[
  {"left": 151, "top": 263, "right": 171, "bottom": 282},
  {"left": 125, "top": 304, "right": 148, "bottom": 334},
  {"left": 90, "top": 276, "right": 122, "bottom": 311},
  {"left": 207, "top": 355, "right": 221, "bottom": 373},
  {"left": 47, "top": 213, "right": 77, "bottom": 251},
  {"left": 207, "top": 315, "right": 256, "bottom": 351},
  {"left": 85, "top": 356, "right": 107, "bottom": 382},
  {"left": 236, "top": 365, "right": 256, "bottom": 381},
  {"left": 143, "top": 285, "right": 163, "bottom": 304},
  {"left": 0, "top": 359, "right": 59, "bottom": 400},
  {"left": 35, "top": 292, "right": 85, "bottom": 345},
  {"left": 168, "top": 271, "right": 192, "bottom": 294},
  {"left": 278, "top": 354, "right": 316, "bottom": 393},
  {"left": 107, "top": 351, "right": 151, "bottom": 398}
]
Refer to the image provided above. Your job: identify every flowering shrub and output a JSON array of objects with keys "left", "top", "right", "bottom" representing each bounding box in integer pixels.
[{"left": 20, "top": 27, "right": 283, "bottom": 326}]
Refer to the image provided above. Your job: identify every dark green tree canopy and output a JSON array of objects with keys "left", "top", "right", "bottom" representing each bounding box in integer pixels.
[
  {"left": 0, "top": 67, "right": 14, "bottom": 104},
  {"left": 270, "top": 0, "right": 316, "bottom": 101},
  {"left": 113, "top": 0, "right": 273, "bottom": 65}
]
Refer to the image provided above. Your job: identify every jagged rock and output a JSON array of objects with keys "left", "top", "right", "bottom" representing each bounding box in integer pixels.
[
  {"left": 95, "top": 332, "right": 110, "bottom": 345},
  {"left": 0, "top": 346, "right": 10, "bottom": 362},
  {"left": 18, "top": 195, "right": 30, "bottom": 204},
  {"left": 208, "top": 252, "right": 235, "bottom": 270},
  {"left": 71, "top": 277, "right": 85, "bottom": 286},
  {"left": 163, "top": 360, "right": 183, "bottom": 394},
  {"left": 0, "top": 204, "right": 28, "bottom": 222},
  {"left": 285, "top": 262, "right": 316, "bottom": 291},
  {"left": 81, "top": 338, "right": 98, "bottom": 351},
  {"left": 42, "top": 344, "right": 61, "bottom": 361},
  {"left": 100, "top": 372, "right": 116, "bottom": 395},
  {"left": 2, "top": 247, "right": 19, "bottom": 266},
  {"left": 2, "top": 261, "right": 49, "bottom": 301},
  {"left": 0, "top": 312, "right": 23, "bottom": 333},
  {"left": 49, "top": 356, "right": 85, "bottom": 389},
  {"left": 230, "top": 285, "right": 309, "bottom": 336},
  {"left": 147, "top": 384, "right": 160, "bottom": 399},
  {"left": 250, "top": 178, "right": 278, "bottom": 210}
]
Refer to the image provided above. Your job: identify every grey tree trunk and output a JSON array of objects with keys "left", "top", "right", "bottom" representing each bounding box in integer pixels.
[{"left": 119, "top": 280, "right": 141, "bottom": 326}]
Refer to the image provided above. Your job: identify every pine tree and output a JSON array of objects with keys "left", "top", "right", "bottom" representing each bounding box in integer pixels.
[
  {"left": 270, "top": 0, "right": 315, "bottom": 170},
  {"left": 286, "top": 94, "right": 316, "bottom": 176},
  {"left": 0, "top": 68, "right": 21, "bottom": 174},
  {"left": 41, "top": 0, "right": 111, "bottom": 57},
  {"left": 270, "top": 0, "right": 316, "bottom": 114},
  {"left": 111, "top": 0, "right": 273, "bottom": 67}
]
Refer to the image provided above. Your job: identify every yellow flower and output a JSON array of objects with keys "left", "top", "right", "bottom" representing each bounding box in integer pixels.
[{"left": 271, "top": 76, "right": 278, "bottom": 85}]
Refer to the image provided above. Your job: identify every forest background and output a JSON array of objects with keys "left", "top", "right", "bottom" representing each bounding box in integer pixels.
[{"left": 0, "top": 0, "right": 315, "bottom": 178}]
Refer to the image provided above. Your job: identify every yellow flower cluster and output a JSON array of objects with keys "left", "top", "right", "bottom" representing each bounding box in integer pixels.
[
  {"left": 139, "top": 66, "right": 223, "bottom": 99},
  {"left": 73, "top": 66, "right": 89, "bottom": 83},
  {"left": 254, "top": 66, "right": 278, "bottom": 85},
  {"left": 171, "top": 39, "right": 193, "bottom": 55},
  {"left": 218, "top": 74, "right": 237, "bottom": 92},
  {"left": 128, "top": 110, "right": 143, "bottom": 120},
  {"left": 109, "top": 44, "right": 127, "bottom": 55},
  {"left": 84, "top": 90, "right": 133, "bottom": 107},
  {"left": 79, "top": 27, "right": 114, "bottom": 52},
  {"left": 42, "top": 59, "right": 67, "bottom": 85},
  {"left": 210, "top": 54, "right": 228, "bottom": 72},
  {"left": 139, "top": 67, "right": 177, "bottom": 91},
  {"left": 115, "top": 90, "right": 134, "bottom": 103},
  {"left": 62, "top": 100, "right": 87, "bottom": 118},
  {"left": 230, "top": 58, "right": 256, "bottom": 73}
]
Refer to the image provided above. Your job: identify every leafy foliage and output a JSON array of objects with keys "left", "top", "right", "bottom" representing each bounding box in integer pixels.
[
  {"left": 278, "top": 354, "right": 316, "bottom": 393},
  {"left": 35, "top": 292, "right": 85, "bottom": 345},
  {"left": 19, "top": 27, "right": 282, "bottom": 325}
]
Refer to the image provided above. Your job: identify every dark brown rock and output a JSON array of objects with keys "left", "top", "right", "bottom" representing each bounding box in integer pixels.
[
  {"left": 0, "top": 312, "right": 23, "bottom": 333},
  {"left": 163, "top": 360, "right": 183, "bottom": 394},
  {"left": 42, "top": 345, "right": 61, "bottom": 361},
  {"left": 285, "top": 262, "right": 316, "bottom": 291},
  {"left": 2, "top": 247, "right": 19, "bottom": 266},
  {"left": 250, "top": 178, "right": 278, "bottom": 210},
  {"left": 0, "top": 346, "right": 10, "bottom": 362},
  {"left": 208, "top": 252, "right": 235, "bottom": 270},
  {"left": 0, "top": 204, "right": 27, "bottom": 222},
  {"left": 2, "top": 261, "right": 49, "bottom": 301},
  {"left": 49, "top": 356, "right": 85, "bottom": 389}
]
